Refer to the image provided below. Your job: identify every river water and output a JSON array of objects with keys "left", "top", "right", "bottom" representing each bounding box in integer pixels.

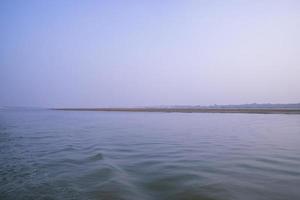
[{"left": 1, "top": 109, "right": 300, "bottom": 200}]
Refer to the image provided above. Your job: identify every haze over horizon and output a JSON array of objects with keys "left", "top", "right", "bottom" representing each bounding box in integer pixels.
[{"left": 1, "top": 0, "right": 300, "bottom": 107}]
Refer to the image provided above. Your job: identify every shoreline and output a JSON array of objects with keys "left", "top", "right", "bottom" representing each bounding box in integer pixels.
[{"left": 52, "top": 108, "right": 300, "bottom": 114}]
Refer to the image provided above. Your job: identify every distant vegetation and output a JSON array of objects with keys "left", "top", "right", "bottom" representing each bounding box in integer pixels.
[{"left": 161, "top": 103, "right": 300, "bottom": 109}]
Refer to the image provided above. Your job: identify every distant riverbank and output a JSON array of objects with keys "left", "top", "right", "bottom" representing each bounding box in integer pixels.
[{"left": 53, "top": 108, "right": 300, "bottom": 114}]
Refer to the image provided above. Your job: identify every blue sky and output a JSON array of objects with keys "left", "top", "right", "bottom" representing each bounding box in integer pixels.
[{"left": 1, "top": 0, "right": 300, "bottom": 107}]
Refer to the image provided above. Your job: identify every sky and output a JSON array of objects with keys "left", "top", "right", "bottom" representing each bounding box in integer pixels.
[{"left": 0, "top": 0, "right": 300, "bottom": 107}]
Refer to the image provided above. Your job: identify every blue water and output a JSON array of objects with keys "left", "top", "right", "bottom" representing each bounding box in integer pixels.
[{"left": 1, "top": 109, "right": 300, "bottom": 200}]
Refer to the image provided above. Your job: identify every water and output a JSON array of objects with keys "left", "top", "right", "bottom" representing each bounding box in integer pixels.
[{"left": 1, "top": 109, "right": 300, "bottom": 200}]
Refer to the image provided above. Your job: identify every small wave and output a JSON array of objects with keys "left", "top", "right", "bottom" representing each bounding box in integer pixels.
[{"left": 87, "top": 153, "right": 104, "bottom": 161}]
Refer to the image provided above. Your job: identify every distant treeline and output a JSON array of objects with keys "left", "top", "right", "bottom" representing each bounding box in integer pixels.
[{"left": 162, "top": 103, "right": 300, "bottom": 109}]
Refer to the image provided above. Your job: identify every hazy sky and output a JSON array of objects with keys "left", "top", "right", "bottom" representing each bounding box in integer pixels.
[{"left": 1, "top": 0, "right": 300, "bottom": 107}]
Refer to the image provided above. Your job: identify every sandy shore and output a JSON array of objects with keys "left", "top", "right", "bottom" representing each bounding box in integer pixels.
[{"left": 53, "top": 108, "right": 300, "bottom": 114}]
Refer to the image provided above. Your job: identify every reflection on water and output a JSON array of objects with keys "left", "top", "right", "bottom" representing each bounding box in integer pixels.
[{"left": 1, "top": 110, "right": 300, "bottom": 200}]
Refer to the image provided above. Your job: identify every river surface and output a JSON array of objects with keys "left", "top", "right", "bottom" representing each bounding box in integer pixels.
[{"left": 1, "top": 109, "right": 300, "bottom": 200}]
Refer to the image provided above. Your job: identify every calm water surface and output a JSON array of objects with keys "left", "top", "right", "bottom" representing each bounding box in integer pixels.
[{"left": 1, "top": 110, "right": 300, "bottom": 200}]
